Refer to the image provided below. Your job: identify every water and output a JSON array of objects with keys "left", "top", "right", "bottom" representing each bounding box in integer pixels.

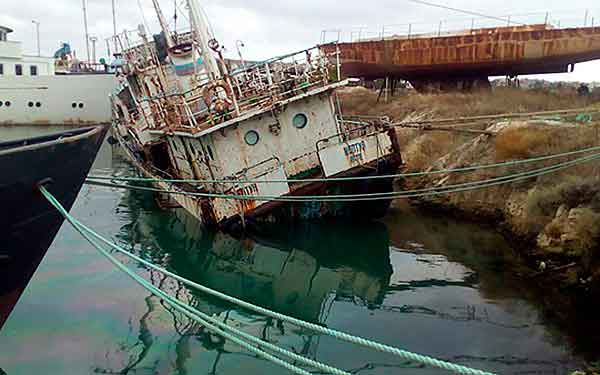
[{"left": 0, "top": 126, "right": 595, "bottom": 374}]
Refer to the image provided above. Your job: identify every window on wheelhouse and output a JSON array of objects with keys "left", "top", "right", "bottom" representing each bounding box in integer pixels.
[
  {"left": 15, "top": 64, "right": 22, "bottom": 76},
  {"left": 30, "top": 65, "right": 38, "bottom": 76},
  {"left": 0, "top": 63, "right": 3, "bottom": 75}
]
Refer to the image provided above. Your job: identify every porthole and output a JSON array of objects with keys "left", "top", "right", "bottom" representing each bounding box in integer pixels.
[
  {"left": 292, "top": 113, "right": 308, "bottom": 129},
  {"left": 72, "top": 102, "right": 77, "bottom": 108},
  {"left": 5, "top": 101, "right": 11, "bottom": 107},
  {"left": 0, "top": 101, "right": 3, "bottom": 107},
  {"left": 36, "top": 102, "right": 41, "bottom": 108},
  {"left": 28, "top": 101, "right": 34, "bottom": 107},
  {"left": 78, "top": 103, "right": 84, "bottom": 109},
  {"left": 244, "top": 130, "right": 260, "bottom": 146}
]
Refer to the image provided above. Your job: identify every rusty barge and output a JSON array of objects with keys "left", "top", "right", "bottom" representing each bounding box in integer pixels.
[
  {"left": 110, "top": 0, "right": 402, "bottom": 230},
  {"left": 320, "top": 24, "right": 600, "bottom": 90}
]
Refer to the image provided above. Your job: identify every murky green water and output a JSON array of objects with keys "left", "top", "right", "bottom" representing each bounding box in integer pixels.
[{"left": 0, "top": 126, "right": 596, "bottom": 374}]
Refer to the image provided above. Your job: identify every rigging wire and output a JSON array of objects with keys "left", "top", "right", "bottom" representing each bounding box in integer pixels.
[
  {"left": 403, "top": 0, "right": 526, "bottom": 25},
  {"left": 87, "top": 145, "right": 600, "bottom": 185},
  {"left": 85, "top": 152, "right": 600, "bottom": 203}
]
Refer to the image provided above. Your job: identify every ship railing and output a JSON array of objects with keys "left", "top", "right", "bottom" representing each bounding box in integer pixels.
[
  {"left": 228, "top": 47, "right": 333, "bottom": 102},
  {"left": 316, "top": 117, "right": 389, "bottom": 152},
  {"left": 321, "top": 9, "right": 600, "bottom": 44},
  {"left": 122, "top": 46, "right": 339, "bottom": 133},
  {"left": 176, "top": 46, "right": 337, "bottom": 131}
]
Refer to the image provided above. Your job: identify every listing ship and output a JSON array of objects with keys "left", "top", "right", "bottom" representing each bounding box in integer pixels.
[
  {"left": 111, "top": 0, "right": 402, "bottom": 230},
  {"left": 0, "top": 25, "right": 117, "bottom": 126},
  {"left": 0, "top": 125, "right": 108, "bottom": 329}
]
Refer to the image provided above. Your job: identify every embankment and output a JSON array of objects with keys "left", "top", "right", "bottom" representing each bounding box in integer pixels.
[{"left": 341, "top": 87, "right": 600, "bottom": 340}]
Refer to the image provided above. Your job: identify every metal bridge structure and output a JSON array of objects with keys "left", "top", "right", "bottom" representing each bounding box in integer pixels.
[{"left": 320, "top": 11, "right": 600, "bottom": 91}]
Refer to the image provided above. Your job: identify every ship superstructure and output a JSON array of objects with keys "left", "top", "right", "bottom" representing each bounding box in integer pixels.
[
  {"left": 0, "top": 25, "right": 116, "bottom": 125},
  {"left": 111, "top": 0, "right": 402, "bottom": 229}
]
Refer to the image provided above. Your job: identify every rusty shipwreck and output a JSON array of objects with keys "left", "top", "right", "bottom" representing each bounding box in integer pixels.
[
  {"left": 320, "top": 23, "right": 600, "bottom": 91},
  {"left": 110, "top": 0, "right": 402, "bottom": 229}
]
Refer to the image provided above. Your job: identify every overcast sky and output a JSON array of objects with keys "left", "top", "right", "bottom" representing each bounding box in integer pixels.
[{"left": 1, "top": 0, "right": 599, "bottom": 81}]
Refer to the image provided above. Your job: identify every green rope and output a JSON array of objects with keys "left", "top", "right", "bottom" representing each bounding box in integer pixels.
[
  {"left": 41, "top": 187, "right": 344, "bottom": 375},
  {"left": 40, "top": 186, "right": 496, "bottom": 375},
  {"left": 88, "top": 145, "right": 600, "bottom": 184},
  {"left": 85, "top": 152, "right": 600, "bottom": 203}
]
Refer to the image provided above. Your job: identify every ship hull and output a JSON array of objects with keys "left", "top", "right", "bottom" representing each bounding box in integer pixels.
[
  {"left": 114, "top": 127, "right": 401, "bottom": 231},
  {"left": 233, "top": 154, "right": 402, "bottom": 228},
  {"left": 0, "top": 125, "right": 108, "bottom": 330},
  {"left": 0, "top": 75, "right": 117, "bottom": 126}
]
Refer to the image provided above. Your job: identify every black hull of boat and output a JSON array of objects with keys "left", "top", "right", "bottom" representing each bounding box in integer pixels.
[{"left": 0, "top": 125, "right": 108, "bottom": 330}]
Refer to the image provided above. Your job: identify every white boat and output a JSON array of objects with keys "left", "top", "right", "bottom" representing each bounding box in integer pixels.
[
  {"left": 110, "top": 0, "right": 403, "bottom": 230},
  {"left": 0, "top": 25, "right": 116, "bottom": 126}
]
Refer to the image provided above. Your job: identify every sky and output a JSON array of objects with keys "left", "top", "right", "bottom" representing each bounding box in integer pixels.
[{"left": 1, "top": 0, "right": 600, "bottom": 82}]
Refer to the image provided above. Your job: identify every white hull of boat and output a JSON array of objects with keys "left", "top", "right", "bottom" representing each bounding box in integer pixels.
[{"left": 0, "top": 75, "right": 117, "bottom": 126}]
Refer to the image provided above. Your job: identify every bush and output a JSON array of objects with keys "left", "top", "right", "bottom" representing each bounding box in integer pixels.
[
  {"left": 494, "top": 127, "right": 556, "bottom": 161},
  {"left": 572, "top": 207, "right": 600, "bottom": 253},
  {"left": 526, "top": 176, "right": 600, "bottom": 218}
]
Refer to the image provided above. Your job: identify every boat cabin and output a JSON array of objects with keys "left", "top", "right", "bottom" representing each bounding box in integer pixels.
[{"left": 0, "top": 25, "right": 55, "bottom": 77}]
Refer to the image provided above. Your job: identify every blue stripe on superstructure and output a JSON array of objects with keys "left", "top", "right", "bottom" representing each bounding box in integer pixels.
[{"left": 172, "top": 59, "right": 204, "bottom": 75}]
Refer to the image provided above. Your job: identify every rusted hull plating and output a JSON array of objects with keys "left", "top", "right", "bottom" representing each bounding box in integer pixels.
[
  {"left": 114, "top": 124, "right": 402, "bottom": 230},
  {"left": 321, "top": 25, "right": 600, "bottom": 82}
]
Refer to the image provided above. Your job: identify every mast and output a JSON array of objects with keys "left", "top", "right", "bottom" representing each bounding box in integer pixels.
[
  {"left": 82, "top": 0, "right": 91, "bottom": 62},
  {"left": 187, "top": 0, "right": 220, "bottom": 79},
  {"left": 150, "top": 0, "right": 174, "bottom": 48},
  {"left": 111, "top": 0, "right": 117, "bottom": 36}
]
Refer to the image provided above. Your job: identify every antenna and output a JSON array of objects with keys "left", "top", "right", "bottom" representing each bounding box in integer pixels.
[{"left": 82, "top": 0, "right": 91, "bottom": 62}]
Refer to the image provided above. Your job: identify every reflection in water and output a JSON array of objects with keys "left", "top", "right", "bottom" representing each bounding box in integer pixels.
[
  {"left": 118, "top": 188, "right": 394, "bottom": 323},
  {"left": 0, "top": 141, "right": 594, "bottom": 375},
  {"left": 107, "top": 189, "right": 396, "bottom": 372},
  {"left": 91, "top": 187, "right": 583, "bottom": 374}
]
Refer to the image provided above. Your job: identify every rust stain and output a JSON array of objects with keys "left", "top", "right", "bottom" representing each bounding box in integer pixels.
[
  {"left": 321, "top": 25, "right": 600, "bottom": 80},
  {"left": 233, "top": 183, "right": 259, "bottom": 213}
]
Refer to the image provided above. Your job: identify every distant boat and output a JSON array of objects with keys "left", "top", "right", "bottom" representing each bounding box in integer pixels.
[
  {"left": 0, "top": 125, "right": 108, "bottom": 330},
  {"left": 0, "top": 25, "right": 116, "bottom": 126}
]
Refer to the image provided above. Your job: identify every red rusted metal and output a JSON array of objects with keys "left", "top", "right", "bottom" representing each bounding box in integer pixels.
[{"left": 321, "top": 25, "right": 600, "bottom": 84}]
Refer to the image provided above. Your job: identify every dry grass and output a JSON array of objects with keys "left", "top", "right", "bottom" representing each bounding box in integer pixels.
[
  {"left": 339, "top": 86, "right": 592, "bottom": 121},
  {"left": 340, "top": 87, "right": 597, "bottom": 171},
  {"left": 494, "top": 127, "right": 557, "bottom": 161},
  {"left": 403, "top": 133, "right": 456, "bottom": 171}
]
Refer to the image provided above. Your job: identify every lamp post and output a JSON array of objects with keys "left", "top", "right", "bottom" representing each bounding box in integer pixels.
[
  {"left": 31, "top": 20, "right": 40, "bottom": 56},
  {"left": 235, "top": 40, "right": 245, "bottom": 68}
]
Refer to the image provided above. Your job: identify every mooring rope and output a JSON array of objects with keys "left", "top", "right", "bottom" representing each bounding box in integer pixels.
[
  {"left": 88, "top": 145, "right": 600, "bottom": 185},
  {"left": 41, "top": 190, "right": 316, "bottom": 375},
  {"left": 40, "top": 186, "right": 496, "bottom": 375},
  {"left": 85, "top": 152, "right": 600, "bottom": 203}
]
